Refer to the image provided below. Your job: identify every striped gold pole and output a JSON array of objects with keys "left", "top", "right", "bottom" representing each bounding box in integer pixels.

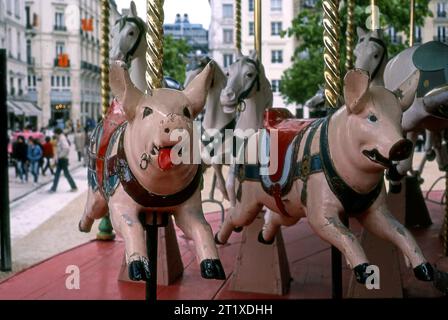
[
  {"left": 235, "top": 0, "right": 242, "bottom": 51},
  {"left": 254, "top": 0, "right": 262, "bottom": 60},
  {"left": 97, "top": 0, "right": 115, "bottom": 241},
  {"left": 345, "top": 0, "right": 355, "bottom": 71},
  {"left": 323, "top": 0, "right": 342, "bottom": 109},
  {"left": 146, "top": 0, "right": 165, "bottom": 91},
  {"left": 409, "top": 0, "right": 415, "bottom": 46}
]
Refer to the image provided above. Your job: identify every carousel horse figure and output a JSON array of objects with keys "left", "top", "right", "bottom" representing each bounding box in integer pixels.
[
  {"left": 110, "top": 1, "right": 183, "bottom": 91},
  {"left": 214, "top": 69, "right": 448, "bottom": 290},
  {"left": 183, "top": 55, "right": 236, "bottom": 200},
  {"left": 79, "top": 61, "right": 226, "bottom": 282},
  {"left": 219, "top": 50, "right": 274, "bottom": 206},
  {"left": 354, "top": 28, "right": 448, "bottom": 188}
]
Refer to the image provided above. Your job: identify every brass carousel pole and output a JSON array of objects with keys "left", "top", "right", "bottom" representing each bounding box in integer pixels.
[
  {"left": 254, "top": 0, "right": 262, "bottom": 59},
  {"left": 345, "top": 0, "right": 355, "bottom": 71},
  {"left": 323, "top": 0, "right": 342, "bottom": 110},
  {"left": 145, "top": 0, "right": 165, "bottom": 302},
  {"left": 96, "top": 0, "right": 115, "bottom": 241},
  {"left": 323, "top": 0, "right": 343, "bottom": 298},
  {"left": 409, "top": 0, "right": 415, "bottom": 47},
  {"left": 235, "top": 0, "right": 242, "bottom": 51}
]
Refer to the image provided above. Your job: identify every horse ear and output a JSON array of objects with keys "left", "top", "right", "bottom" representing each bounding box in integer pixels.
[
  {"left": 236, "top": 49, "right": 243, "bottom": 59},
  {"left": 183, "top": 61, "right": 215, "bottom": 117},
  {"left": 372, "top": 28, "right": 384, "bottom": 39},
  {"left": 109, "top": 61, "right": 144, "bottom": 121},
  {"left": 250, "top": 50, "right": 258, "bottom": 62},
  {"left": 357, "top": 27, "right": 366, "bottom": 38},
  {"left": 130, "top": 1, "right": 138, "bottom": 17},
  {"left": 344, "top": 69, "right": 370, "bottom": 114}
]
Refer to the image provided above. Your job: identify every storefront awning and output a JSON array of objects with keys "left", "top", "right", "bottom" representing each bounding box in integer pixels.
[{"left": 7, "top": 100, "right": 41, "bottom": 116}]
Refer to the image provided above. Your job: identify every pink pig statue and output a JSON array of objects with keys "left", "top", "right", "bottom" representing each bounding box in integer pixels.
[
  {"left": 79, "top": 61, "right": 226, "bottom": 281},
  {"left": 215, "top": 69, "right": 447, "bottom": 287}
]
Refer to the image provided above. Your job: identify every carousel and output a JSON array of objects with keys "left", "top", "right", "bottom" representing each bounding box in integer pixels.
[{"left": 0, "top": 0, "right": 447, "bottom": 300}]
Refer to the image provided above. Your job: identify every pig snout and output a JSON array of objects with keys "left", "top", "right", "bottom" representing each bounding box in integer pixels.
[{"left": 389, "top": 139, "right": 413, "bottom": 161}]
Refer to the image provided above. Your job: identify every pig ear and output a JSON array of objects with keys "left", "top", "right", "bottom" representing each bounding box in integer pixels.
[
  {"left": 109, "top": 61, "right": 144, "bottom": 121},
  {"left": 344, "top": 69, "right": 370, "bottom": 114},
  {"left": 183, "top": 61, "right": 214, "bottom": 117}
]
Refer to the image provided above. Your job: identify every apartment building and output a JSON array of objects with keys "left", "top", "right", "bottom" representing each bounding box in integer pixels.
[{"left": 164, "top": 13, "right": 209, "bottom": 54}]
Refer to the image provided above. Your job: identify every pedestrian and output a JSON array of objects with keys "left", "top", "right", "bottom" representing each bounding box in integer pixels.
[
  {"left": 42, "top": 136, "right": 55, "bottom": 176},
  {"left": 12, "top": 136, "right": 28, "bottom": 183},
  {"left": 74, "top": 127, "right": 86, "bottom": 162},
  {"left": 49, "top": 128, "right": 78, "bottom": 193},
  {"left": 27, "top": 138, "right": 43, "bottom": 186}
]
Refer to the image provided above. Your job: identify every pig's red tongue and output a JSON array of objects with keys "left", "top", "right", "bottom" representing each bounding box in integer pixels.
[{"left": 158, "top": 148, "right": 174, "bottom": 171}]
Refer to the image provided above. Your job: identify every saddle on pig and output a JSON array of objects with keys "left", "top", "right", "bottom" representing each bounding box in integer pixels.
[
  {"left": 79, "top": 61, "right": 226, "bottom": 282},
  {"left": 215, "top": 69, "right": 447, "bottom": 288}
]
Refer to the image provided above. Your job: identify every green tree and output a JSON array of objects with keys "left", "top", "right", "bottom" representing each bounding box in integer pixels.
[
  {"left": 163, "top": 35, "right": 191, "bottom": 84},
  {"left": 280, "top": 0, "right": 432, "bottom": 105}
]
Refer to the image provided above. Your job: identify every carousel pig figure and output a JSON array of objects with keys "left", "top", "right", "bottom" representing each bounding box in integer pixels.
[
  {"left": 215, "top": 69, "right": 448, "bottom": 288},
  {"left": 79, "top": 61, "right": 226, "bottom": 282}
]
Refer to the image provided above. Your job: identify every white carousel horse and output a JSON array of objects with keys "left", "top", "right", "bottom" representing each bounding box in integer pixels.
[
  {"left": 183, "top": 56, "right": 236, "bottom": 200},
  {"left": 219, "top": 50, "right": 274, "bottom": 206},
  {"left": 110, "top": 1, "right": 183, "bottom": 92},
  {"left": 354, "top": 28, "right": 448, "bottom": 188}
]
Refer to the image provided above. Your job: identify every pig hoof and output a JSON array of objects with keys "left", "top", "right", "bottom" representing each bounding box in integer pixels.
[
  {"left": 258, "top": 231, "right": 275, "bottom": 245},
  {"left": 234, "top": 226, "right": 243, "bottom": 233},
  {"left": 200, "top": 259, "right": 226, "bottom": 280},
  {"left": 128, "top": 258, "right": 151, "bottom": 281},
  {"left": 389, "top": 182, "right": 402, "bottom": 194},
  {"left": 433, "top": 269, "right": 448, "bottom": 294},
  {"left": 353, "top": 263, "right": 371, "bottom": 284},
  {"left": 414, "top": 262, "right": 434, "bottom": 281},
  {"left": 214, "top": 232, "right": 226, "bottom": 245}
]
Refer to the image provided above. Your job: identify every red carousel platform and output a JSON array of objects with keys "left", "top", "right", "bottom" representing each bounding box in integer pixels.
[{"left": 0, "top": 192, "right": 445, "bottom": 300}]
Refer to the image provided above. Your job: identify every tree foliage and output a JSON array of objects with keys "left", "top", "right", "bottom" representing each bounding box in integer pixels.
[
  {"left": 280, "top": 0, "right": 432, "bottom": 105},
  {"left": 163, "top": 35, "right": 191, "bottom": 84}
]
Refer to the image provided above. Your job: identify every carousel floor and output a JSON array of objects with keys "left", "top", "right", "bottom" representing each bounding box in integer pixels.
[{"left": 0, "top": 191, "right": 446, "bottom": 300}]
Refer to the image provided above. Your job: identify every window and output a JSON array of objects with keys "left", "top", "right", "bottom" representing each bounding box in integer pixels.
[
  {"left": 271, "top": 22, "right": 282, "bottom": 35},
  {"left": 67, "top": 76, "right": 71, "bottom": 87},
  {"left": 26, "top": 6, "right": 31, "bottom": 27},
  {"left": 51, "top": 75, "right": 55, "bottom": 87},
  {"left": 303, "top": 0, "right": 318, "bottom": 8},
  {"left": 388, "top": 27, "right": 400, "bottom": 44},
  {"left": 415, "top": 26, "right": 422, "bottom": 43},
  {"left": 249, "top": 22, "right": 254, "bottom": 36},
  {"left": 438, "top": 25, "right": 447, "bottom": 41},
  {"left": 437, "top": 2, "right": 447, "bottom": 17},
  {"left": 27, "top": 39, "right": 32, "bottom": 64},
  {"left": 271, "top": 50, "right": 283, "bottom": 63},
  {"left": 223, "top": 29, "right": 233, "bottom": 44},
  {"left": 249, "top": 0, "right": 254, "bottom": 12},
  {"left": 18, "top": 78, "right": 22, "bottom": 95},
  {"left": 271, "top": 80, "right": 281, "bottom": 93},
  {"left": 223, "top": 4, "right": 233, "bottom": 19},
  {"left": 62, "top": 76, "right": 66, "bottom": 87},
  {"left": 56, "top": 42, "right": 65, "bottom": 56},
  {"left": 6, "top": 0, "right": 11, "bottom": 14},
  {"left": 14, "top": 0, "right": 20, "bottom": 18},
  {"left": 223, "top": 54, "right": 234, "bottom": 68},
  {"left": 271, "top": 0, "right": 282, "bottom": 12},
  {"left": 10, "top": 77, "right": 14, "bottom": 95},
  {"left": 55, "top": 11, "right": 65, "bottom": 30},
  {"left": 16, "top": 31, "right": 21, "bottom": 60}
]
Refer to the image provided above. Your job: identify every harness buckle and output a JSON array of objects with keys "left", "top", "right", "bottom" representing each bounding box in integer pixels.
[{"left": 301, "top": 155, "right": 311, "bottom": 178}]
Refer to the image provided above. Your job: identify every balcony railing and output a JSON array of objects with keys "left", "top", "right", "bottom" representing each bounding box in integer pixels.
[
  {"left": 437, "top": 11, "right": 447, "bottom": 18},
  {"left": 54, "top": 25, "right": 67, "bottom": 32},
  {"left": 434, "top": 35, "right": 448, "bottom": 43},
  {"left": 81, "top": 60, "right": 101, "bottom": 74}
]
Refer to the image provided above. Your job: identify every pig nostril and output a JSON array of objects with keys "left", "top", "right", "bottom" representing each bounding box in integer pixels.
[
  {"left": 164, "top": 128, "right": 170, "bottom": 134},
  {"left": 389, "top": 139, "right": 413, "bottom": 161}
]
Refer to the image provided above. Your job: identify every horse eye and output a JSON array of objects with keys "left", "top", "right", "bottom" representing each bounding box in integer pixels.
[
  {"left": 129, "top": 31, "right": 135, "bottom": 36},
  {"left": 374, "top": 54, "right": 379, "bottom": 59},
  {"left": 246, "top": 73, "right": 253, "bottom": 78},
  {"left": 143, "top": 107, "right": 153, "bottom": 118},
  {"left": 226, "top": 72, "right": 230, "bottom": 77},
  {"left": 368, "top": 114, "right": 378, "bottom": 123},
  {"left": 183, "top": 107, "right": 191, "bottom": 118}
]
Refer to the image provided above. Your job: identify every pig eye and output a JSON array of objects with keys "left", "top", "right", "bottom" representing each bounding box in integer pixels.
[
  {"left": 183, "top": 107, "right": 191, "bottom": 118},
  {"left": 143, "top": 107, "right": 153, "bottom": 119},
  {"left": 368, "top": 114, "right": 378, "bottom": 123}
]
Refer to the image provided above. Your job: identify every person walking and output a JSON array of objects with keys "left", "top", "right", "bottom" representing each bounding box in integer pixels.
[
  {"left": 49, "top": 128, "right": 78, "bottom": 193},
  {"left": 74, "top": 127, "right": 86, "bottom": 162},
  {"left": 42, "top": 136, "right": 55, "bottom": 176},
  {"left": 12, "top": 136, "right": 29, "bottom": 183},
  {"left": 28, "top": 138, "right": 43, "bottom": 186}
]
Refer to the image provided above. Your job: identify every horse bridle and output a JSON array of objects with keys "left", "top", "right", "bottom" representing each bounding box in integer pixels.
[
  {"left": 115, "top": 16, "right": 146, "bottom": 63},
  {"left": 369, "top": 37, "right": 388, "bottom": 81},
  {"left": 235, "top": 58, "right": 261, "bottom": 105}
]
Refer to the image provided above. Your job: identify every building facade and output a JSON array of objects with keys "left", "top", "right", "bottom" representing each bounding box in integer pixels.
[
  {"left": 164, "top": 13, "right": 208, "bottom": 54},
  {"left": 419, "top": 0, "right": 448, "bottom": 44},
  {"left": 23, "top": 0, "right": 119, "bottom": 130},
  {"left": 209, "top": 0, "right": 301, "bottom": 112}
]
